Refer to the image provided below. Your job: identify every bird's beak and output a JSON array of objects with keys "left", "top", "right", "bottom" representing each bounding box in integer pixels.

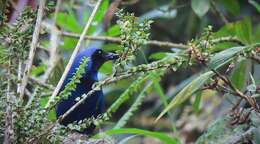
[{"left": 104, "top": 52, "right": 119, "bottom": 60}]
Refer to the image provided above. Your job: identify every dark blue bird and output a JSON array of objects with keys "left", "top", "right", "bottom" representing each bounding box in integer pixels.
[{"left": 56, "top": 47, "right": 119, "bottom": 133}]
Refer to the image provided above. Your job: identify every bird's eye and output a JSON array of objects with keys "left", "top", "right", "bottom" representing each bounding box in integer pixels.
[{"left": 97, "top": 50, "right": 102, "bottom": 55}]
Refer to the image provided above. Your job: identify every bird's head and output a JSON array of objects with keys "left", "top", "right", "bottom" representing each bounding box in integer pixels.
[{"left": 75, "top": 47, "right": 119, "bottom": 73}]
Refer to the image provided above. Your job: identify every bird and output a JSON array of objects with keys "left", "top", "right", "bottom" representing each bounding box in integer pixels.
[{"left": 55, "top": 47, "right": 119, "bottom": 134}]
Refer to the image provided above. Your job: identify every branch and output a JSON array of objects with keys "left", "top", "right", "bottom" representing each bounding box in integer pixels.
[
  {"left": 4, "top": 59, "right": 14, "bottom": 144},
  {"left": 57, "top": 73, "right": 132, "bottom": 122},
  {"left": 19, "top": 0, "right": 47, "bottom": 100},
  {"left": 61, "top": 31, "right": 189, "bottom": 49},
  {"left": 193, "top": 45, "right": 260, "bottom": 112},
  {"left": 36, "top": 73, "right": 133, "bottom": 141},
  {"left": 250, "top": 55, "right": 260, "bottom": 63},
  {"left": 57, "top": 57, "right": 181, "bottom": 121},
  {"left": 62, "top": 32, "right": 244, "bottom": 49},
  {"left": 211, "top": 36, "right": 244, "bottom": 46},
  {"left": 46, "top": 0, "right": 104, "bottom": 108}
]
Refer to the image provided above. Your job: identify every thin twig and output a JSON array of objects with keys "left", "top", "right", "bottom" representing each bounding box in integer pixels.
[
  {"left": 61, "top": 31, "right": 189, "bottom": 49},
  {"left": 46, "top": 0, "right": 104, "bottom": 108},
  {"left": 19, "top": 0, "right": 47, "bottom": 100}
]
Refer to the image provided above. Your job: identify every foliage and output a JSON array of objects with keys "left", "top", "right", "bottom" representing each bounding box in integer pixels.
[
  {"left": 0, "top": 0, "right": 260, "bottom": 143},
  {"left": 52, "top": 57, "right": 89, "bottom": 106},
  {"left": 95, "top": 128, "right": 179, "bottom": 144}
]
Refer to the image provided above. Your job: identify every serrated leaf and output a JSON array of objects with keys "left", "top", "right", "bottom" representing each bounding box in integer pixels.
[
  {"left": 209, "top": 46, "right": 245, "bottom": 69},
  {"left": 156, "top": 71, "right": 214, "bottom": 122},
  {"left": 95, "top": 128, "right": 179, "bottom": 144},
  {"left": 191, "top": 0, "right": 210, "bottom": 17}
]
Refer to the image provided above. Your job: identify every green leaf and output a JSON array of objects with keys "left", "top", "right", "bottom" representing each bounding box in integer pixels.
[
  {"left": 209, "top": 46, "right": 245, "bottom": 69},
  {"left": 191, "top": 0, "right": 210, "bottom": 17},
  {"left": 235, "top": 17, "right": 253, "bottom": 44},
  {"left": 60, "top": 37, "right": 78, "bottom": 51},
  {"left": 249, "top": 0, "right": 260, "bottom": 13},
  {"left": 87, "top": 0, "right": 109, "bottom": 35},
  {"left": 95, "top": 128, "right": 179, "bottom": 144},
  {"left": 214, "top": 23, "right": 236, "bottom": 38},
  {"left": 254, "top": 23, "right": 260, "bottom": 42},
  {"left": 93, "top": 0, "right": 109, "bottom": 23},
  {"left": 153, "top": 73, "right": 177, "bottom": 132},
  {"left": 114, "top": 82, "right": 153, "bottom": 129},
  {"left": 230, "top": 59, "right": 247, "bottom": 90},
  {"left": 103, "top": 44, "right": 121, "bottom": 51},
  {"left": 99, "top": 61, "right": 113, "bottom": 75},
  {"left": 40, "top": 97, "right": 56, "bottom": 121},
  {"left": 106, "top": 25, "right": 121, "bottom": 37},
  {"left": 105, "top": 74, "right": 151, "bottom": 116},
  {"left": 192, "top": 91, "right": 202, "bottom": 114},
  {"left": 212, "top": 23, "right": 238, "bottom": 51},
  {"left": 56, "top": 12, "right": 83, "bottom": 33},
  {"left": 149, "top": 52, "right": 168, "bottom": 60},
  {"left": 156, "top": 71, "right": 214, "bottom": 122},
  {"left": 31, "top": 63, "right": 46, "bottom": 77},
  {"left": 219, "top": 0, "right": 240, "bottom": 15}
]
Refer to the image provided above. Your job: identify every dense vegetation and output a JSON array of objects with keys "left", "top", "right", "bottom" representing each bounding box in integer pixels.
[{"left": 0, "top": 0, "right": 260, "bottom": 143}]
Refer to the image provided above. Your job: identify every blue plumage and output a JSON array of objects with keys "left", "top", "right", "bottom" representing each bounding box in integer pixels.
[{"left": 56, "top": 47, "right": 118, "bottom": 133}]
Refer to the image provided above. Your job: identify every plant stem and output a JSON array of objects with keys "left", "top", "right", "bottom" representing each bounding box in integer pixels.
[
  {"left": 61, "top": 31, "right": 190, "bottom": 49},
  {"left": 4, "top": 59, "right": 14, "bottom": 144},
  {"left": 19, "top": 0, "right": 47, "bottom": 100}
]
